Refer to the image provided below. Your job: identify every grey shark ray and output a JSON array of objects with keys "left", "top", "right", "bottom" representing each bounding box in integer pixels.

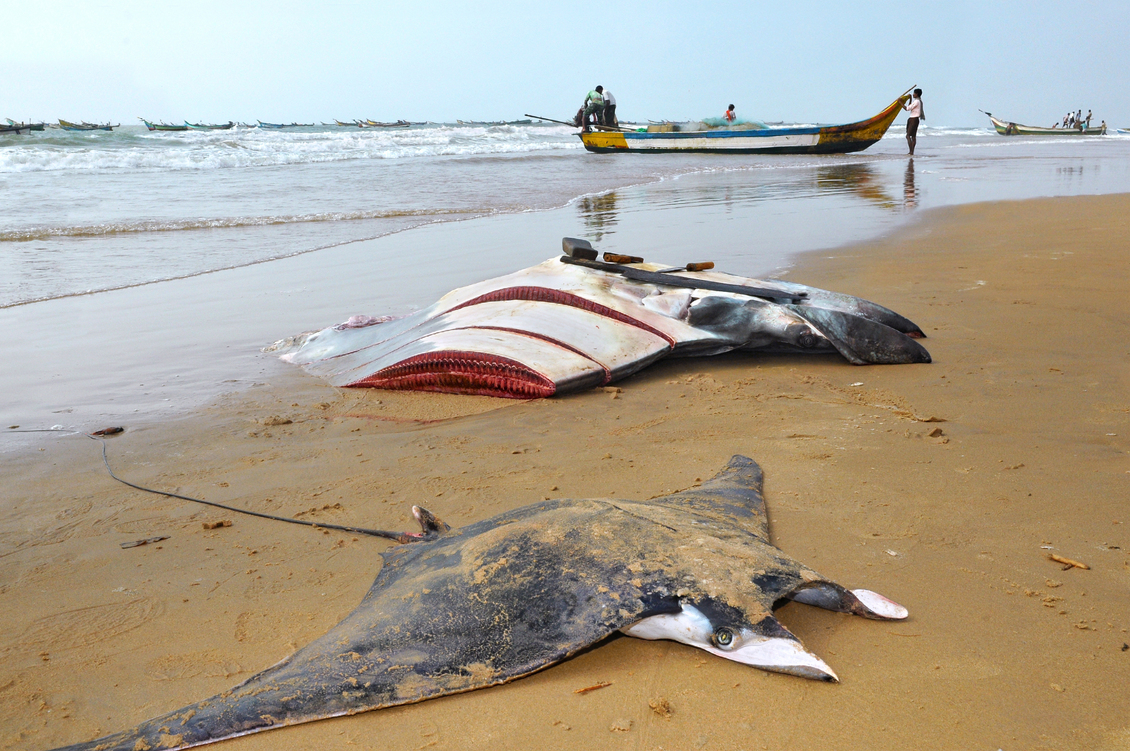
[
  {"left": 269, "top": 251, "right": 930, "bottom": 398},
  {"left": 49, "top": 456, "right": 908, "bottom": 751}
]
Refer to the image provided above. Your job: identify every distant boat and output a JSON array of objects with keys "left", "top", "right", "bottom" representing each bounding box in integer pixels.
[
  {"left": 363, "top": 119, "right": 410, "bottom": 128},
  {"left": 6, "top": 119, "right": 45, "bottom": 132},
  {"left": 458, "top": 119, "right": 535, "bottom": 126},
  {"left": 983, "top": 111, "right": 1106, "bottom": 136},
  {"left": 59, "top": 119, "right": 118, "bottom": 131},
  {"left": 258, "top": 121, "right": 315, "bottom": 128},
  {"left": 139, "top": 118, "right": 188, "bottom": 132},
  {"left": 185, "top": 121, "right": 235, "bottom": 130},
  {"left": 335, "top": 119, "right": 363, "bottom": 127},
  {"left": 576, "top": 91, "right": 912, "bottom": 154}
]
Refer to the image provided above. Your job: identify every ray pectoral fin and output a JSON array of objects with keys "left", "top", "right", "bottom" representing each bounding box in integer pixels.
[
  {"left": 654, "top": 455, "right": 769, "bottom": 535},
  {"left": 787, "top": 306, "right": 931, "bottom": 365}
]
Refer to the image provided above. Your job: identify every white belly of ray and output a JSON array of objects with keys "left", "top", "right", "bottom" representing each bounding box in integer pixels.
[
  {"left": 621, "top": 604, "right": 837, "bottom": 681},
  {"left": 314, "top": 300, "right": 673, "bottom": 387}
]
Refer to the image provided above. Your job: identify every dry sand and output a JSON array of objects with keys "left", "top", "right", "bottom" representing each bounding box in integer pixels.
[{"left": 3, "top": 194, "right": 1128, "bottom": 751}]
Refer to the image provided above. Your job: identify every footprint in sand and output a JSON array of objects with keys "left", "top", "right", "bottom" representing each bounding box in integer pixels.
[{"left": 18, "top": 597, "right": 163, "bottom": 652}]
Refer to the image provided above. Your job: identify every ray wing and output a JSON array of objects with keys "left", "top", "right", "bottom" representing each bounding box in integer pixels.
[{"left": 55, "top": 501, "right": 657, "bottom": 751}]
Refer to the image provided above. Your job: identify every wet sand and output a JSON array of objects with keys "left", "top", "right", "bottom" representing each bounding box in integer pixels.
[{"left": 3, "top": 194, "right": 1129, "bottom": 751}]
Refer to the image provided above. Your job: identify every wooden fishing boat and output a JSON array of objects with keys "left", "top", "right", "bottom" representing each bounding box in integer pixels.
[
  {"left": 185, "top": 121, "right": 234, "bottom": 130},
  {"left": 458, "top": 119, "right": 532, "bottom": 126},
  {"left": 578, "top": 92, "right": 911, "bottom": 154},
  {"left": 139, "top": 118, "right": 188, "bottom": 132},
  {"left": 59, "top": 120, "right": 118, "bottom": 131},
  {"left": 983, "top": 112, "right": 1106, "bottom": 136},
  {"left": 364, "top": 119, "right": 410, "bottom": 127},
  {"left": 257, "top": 121, "right": 315, "bottom": 128},
  {"left": 6, "top": 119, "right": 45, "bottom": 131}
]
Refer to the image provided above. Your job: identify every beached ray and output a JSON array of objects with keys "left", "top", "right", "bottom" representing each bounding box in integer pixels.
[
  {"left": 269, "top": 246, "right": 930, "bottom": 398},
  {"left": 49, "top": 456, "right": 908, "bottom": 751}
]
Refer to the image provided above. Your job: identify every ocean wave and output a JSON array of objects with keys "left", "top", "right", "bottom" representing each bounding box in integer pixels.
[
  {"left": 0, "top": 207, "right": 485, "bottom": 242},
  {"left": 0, "top": 124, "right": 583, "bottom": 174}
]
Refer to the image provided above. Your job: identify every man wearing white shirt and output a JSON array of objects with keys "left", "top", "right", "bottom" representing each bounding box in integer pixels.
[
  {"left": 903, "top": 88, "right": 924, "bottom": 155},
  {"left": 602, "top": 89, "right": 618, "bottom": 127}
]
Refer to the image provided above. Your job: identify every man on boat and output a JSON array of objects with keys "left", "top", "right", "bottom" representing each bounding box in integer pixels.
[
  {"left": 724, "top": 104, "right": 736, "bottom": 124},
  {"left": 581, "top": 86, "right": 606, "bottom": 132},
  {"left": 601, "top": 89, "right": 618, "bottom": 127},
  {"left": 902, "top": 88, "right": 924, "bottom": 155}
]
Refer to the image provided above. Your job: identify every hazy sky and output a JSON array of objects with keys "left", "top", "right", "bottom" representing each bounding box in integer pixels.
[{"left": 4, "top": 1, "right": 1127, "bottom": 127}]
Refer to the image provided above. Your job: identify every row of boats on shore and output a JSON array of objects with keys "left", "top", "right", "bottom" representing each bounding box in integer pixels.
[
  {"left": 4, "top": 100, "right": 1125, "bottom": 152},
  {"left": 139, "top": 118, "right": 533, "bottom": 131},
  {"left": 1, "top": 119, "right": 119, "bottom": 133},
  {"left": 0, "top": 118, "right": 426, "bottom": 133},
  {"left": 141, "top": 118, "right": 421, "bottom": 131}
]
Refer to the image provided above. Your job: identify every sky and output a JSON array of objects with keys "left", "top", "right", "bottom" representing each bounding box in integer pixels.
[{"left": 3, "top": 0, "right": 1127, "bottom": 127}]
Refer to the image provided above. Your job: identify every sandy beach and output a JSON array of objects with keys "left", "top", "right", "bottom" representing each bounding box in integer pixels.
[{"left": 3, "top": 193, "right": 1129, "bottom": 751}]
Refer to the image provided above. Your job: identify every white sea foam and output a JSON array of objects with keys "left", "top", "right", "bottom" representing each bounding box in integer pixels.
[
  {"left": 0, "top": 123, "right": 582, "bottom": 174},
  {"left": 0, "top": 207, "right": 481, "bottom": 242}
]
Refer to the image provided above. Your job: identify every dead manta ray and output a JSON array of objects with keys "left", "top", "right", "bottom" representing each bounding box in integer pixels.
[
  {"left": 51, "top": 456, "right": 908, "bottom": 751},
  {"left": 270, "top": 239, "right": 930, "bottom": 398}
]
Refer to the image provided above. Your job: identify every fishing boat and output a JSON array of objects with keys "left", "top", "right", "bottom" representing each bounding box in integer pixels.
[
  {"left": 258, "top": 121, "right": 315, "bottom": 128},
  {"left": 573, "top": 91, "right": 911, "bottom": 154},
  {"left": 6, "top": 119, "right": 45, "bottom": 131},
  {"left": 982, "top": 111, "right": 1106, "bottom": 136},
  {"left": 185, "top": 121, "right": 235, "bottom": 130},
  {"left": 139, "top": 118, "right": 188, "bottom": 132},
  {"left": 59, "top": 120, "right": 118, "bottom": 131},
  {"left": 363, "top": 119, "right": 411, "bottom": 127},
  {"left": 458, "top": 119, "right": 532, "bottom": 126}
]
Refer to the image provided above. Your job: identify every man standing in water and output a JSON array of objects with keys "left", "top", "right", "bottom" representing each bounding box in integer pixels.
[{"left": 903, "top": 88, "right": 924, "bottom": 155}]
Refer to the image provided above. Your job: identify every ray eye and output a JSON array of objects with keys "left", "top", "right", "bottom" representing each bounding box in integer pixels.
[{"left": 712, "top": 627, "right": 735, "bottom": 649}]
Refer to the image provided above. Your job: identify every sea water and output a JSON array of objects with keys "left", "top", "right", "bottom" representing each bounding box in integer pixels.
[{"left": 2, "top": 122, "right": 1130, "bottom": 431}]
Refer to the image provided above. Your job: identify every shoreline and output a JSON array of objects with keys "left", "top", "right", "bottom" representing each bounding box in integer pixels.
[
  {"left": 0, "top": 162, "right": 923, "bottom": 437},
  {"left": 3, "top": 193, "right": 1129, "bottom": 751}
]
